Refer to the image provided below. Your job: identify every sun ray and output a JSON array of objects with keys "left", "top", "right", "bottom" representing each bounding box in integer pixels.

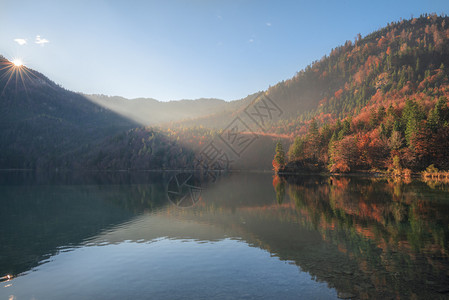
[
  {"left": 0, "top": 58, "right": 29, "bottom": 96},
  {"left": 0, "top": 57, "right": 47, "bottom": 99},
  {"left": 17, "top": 67, "right": 29, "bottom": 97},
  {"left": 0, "top": 58, "right": 43, "bottom": 97}
]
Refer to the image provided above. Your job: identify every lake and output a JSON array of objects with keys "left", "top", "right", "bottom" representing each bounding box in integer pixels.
[{"left": 1, "top": 171, "right": 449, "bottom": 299}]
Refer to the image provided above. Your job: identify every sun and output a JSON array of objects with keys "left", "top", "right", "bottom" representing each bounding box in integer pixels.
[
  {"left": 0, "top": 57, "right": 35, "bottom": 95},
  {"left": 12, "top": 59, "right": 23, "bottom": 67}
]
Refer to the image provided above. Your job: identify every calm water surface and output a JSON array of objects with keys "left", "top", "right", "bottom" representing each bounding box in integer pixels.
[{"left": 1, "top": 171, "right": 449, "bottom": 299}]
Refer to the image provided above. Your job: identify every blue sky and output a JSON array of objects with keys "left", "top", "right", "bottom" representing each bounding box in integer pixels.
[{"left": 1, "top": 0, "right": 448, "bottom": 101}]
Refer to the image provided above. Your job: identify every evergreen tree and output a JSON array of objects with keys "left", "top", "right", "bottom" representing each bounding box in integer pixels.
[
  {"left": 402, "top": 100, "right": 425, "bottom": 146},
  {"left": 428, "top": 96, "right": 449, "bottom": 131},
  {"left": 327, "top": 132, "right": 338, "bottom": 170},
  {"left": 288, "top": 136, "right": 305, "bottom": 161},
  {"left": 273, "top": 141, "right": 286, "bottom": 173},
  {"left": 308, "top": 118, "right": 319, "bottom": 137},
  {"left": 338, "top": 118, "right": 351, "bottom": 140},
  {"left": 307, "top": 118, "right": 320, "bottom": 159}
]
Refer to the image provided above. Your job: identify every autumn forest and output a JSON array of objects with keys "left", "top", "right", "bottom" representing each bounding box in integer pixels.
[{"left": 272, "top": 14, "right": 449, "bottom": 175}]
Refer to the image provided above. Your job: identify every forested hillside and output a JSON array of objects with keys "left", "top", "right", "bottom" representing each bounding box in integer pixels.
[
  {"left": 81, "top": 127, "right": 195, "bottom": 170},
  {"left": 268, "top": 14, "right": 449, "bottom": 134},
  {"left": 0, "top": 57, "right": 142, "bottom": 169},
  {"left": 274, "top": 14, "right": 449, "bottom": 173},
  {"left": 170, "top": 14, "right": 449, "bottom": 135}
]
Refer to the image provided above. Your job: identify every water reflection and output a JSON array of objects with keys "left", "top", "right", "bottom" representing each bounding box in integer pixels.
[
  {"left": 1, "top": 172, "right": 449, "bottom": 299},
  {"left": 0, "top": 171, "right": 171, "bottom": 278},
  {"left": 166, "top": 172, "right": 204, "bottom": 208},
  {"left": 283, "top": 176, "right": 449, "bottom": 298},
  {"left": 160, "top": 174, "right": 449, "bottom": 298}
]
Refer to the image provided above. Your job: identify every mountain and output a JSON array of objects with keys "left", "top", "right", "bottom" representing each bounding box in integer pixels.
[
  {"left": 172, "top": 14, "right": 449, "bottom": 172},
  {"left": 176, "top": 14, "right": 449, "bottom": 134},
  {"left": 273, "top": 14, "right": 449, "bottom": 173},
  {"left": 0, "top": 54, "right": 270, "bottom": 170},
  {"left": 0, "top": 56, "right": 142, "bottom": 169},
  {"left": 84, "top": 94, "right": 238, "bottom": 126},
  {"left": 0, "top": 56, "right": 203, "bottom": 170},
  {"left": 266, "top": 14, "right": 449, "bottom": 130}
]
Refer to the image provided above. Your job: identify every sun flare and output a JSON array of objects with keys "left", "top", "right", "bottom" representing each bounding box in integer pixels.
[
  {"left": 12, "top": 59, "right": 23, "bottom": 67},
  {"left": 0, "top": 57, "right": 36, "bottom": 95}
]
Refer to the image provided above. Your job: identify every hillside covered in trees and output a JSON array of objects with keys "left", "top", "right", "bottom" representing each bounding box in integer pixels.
[
  {"left": 270, "top": 14, "right": 449, "bottom": 174},
  {"left": 0, "top": 57, "right": 195, "bottom": 170},
  {"left": 0, "top": 57, "right": 140, "bottom": 169}
]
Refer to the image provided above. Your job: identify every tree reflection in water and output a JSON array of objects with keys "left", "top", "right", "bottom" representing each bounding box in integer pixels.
[{"left": 283, "top": 176, "right": 449, "bottom": 299}]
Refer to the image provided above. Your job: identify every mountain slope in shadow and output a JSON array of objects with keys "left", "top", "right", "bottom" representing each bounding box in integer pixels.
[{"left": 0, "top": 57, "right": 140, "bottom": 169}]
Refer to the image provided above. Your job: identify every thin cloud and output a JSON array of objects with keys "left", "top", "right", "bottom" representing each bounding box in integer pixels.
[
  {"left": 35, "top": 35, "right": 49, "bottom": 45},
  {"left": 14, "top": 38, "right": 27, "bottom": 45},
  {"left": 248, "top": 39, "right": 254, "bottom": 43},
  {"left": 266, "top": 22, "right": 272, "bottom": 26}
]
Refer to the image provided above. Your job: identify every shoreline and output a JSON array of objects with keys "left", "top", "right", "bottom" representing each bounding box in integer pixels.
[{"left": 277, "top": 168, "right": 449, "bottom": 182}]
